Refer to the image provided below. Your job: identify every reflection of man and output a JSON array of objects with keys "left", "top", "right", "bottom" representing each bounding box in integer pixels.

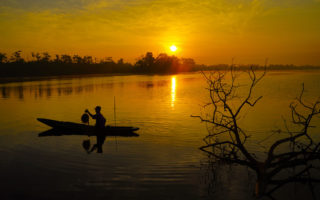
[
  {"left": 83, "top": 106, "right": 107, "bottom": 153},
  {"left": 85, "top": 106, "right": 106, "bottom": 129},
  {"left": 83, "top": 135, "right": 106, "bottom": 154}
]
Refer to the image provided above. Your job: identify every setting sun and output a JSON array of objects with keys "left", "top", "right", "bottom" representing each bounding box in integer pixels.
[{"left": 170, "top": 45, "right": 177, "bottom": 52}]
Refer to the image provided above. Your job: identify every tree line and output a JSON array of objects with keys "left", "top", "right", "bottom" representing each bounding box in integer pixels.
[
  {"left": 0, "top": 51, "right": 124, "bottom": 65},
  {"left": 0, "top": 51, "right": 196, "bottom": 77},
  {"left": 0, "top": 51, "right": 319, "bottom": 78}
]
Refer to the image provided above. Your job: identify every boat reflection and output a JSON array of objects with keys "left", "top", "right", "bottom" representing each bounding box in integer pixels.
[{"left": 38, "top": 128, "right": 139, "bottom": 154}]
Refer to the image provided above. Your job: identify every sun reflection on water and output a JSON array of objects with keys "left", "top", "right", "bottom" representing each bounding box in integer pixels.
[{"left": 171, "top": 76, "right": 176, "bottom": 107}]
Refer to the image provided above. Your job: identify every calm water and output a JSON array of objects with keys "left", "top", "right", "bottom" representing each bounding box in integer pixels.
[{"left": 1, "top": 71, "right": 320, "bottom": 200}]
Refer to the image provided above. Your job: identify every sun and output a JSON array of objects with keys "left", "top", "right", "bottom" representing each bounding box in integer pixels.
[{"left": 170, "top": 45, "right": 177, "bottom": 52}]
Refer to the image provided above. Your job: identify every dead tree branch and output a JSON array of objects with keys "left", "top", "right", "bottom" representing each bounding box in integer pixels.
[{"left": 194, "top": 67, "right": 320, "bottom": 199}]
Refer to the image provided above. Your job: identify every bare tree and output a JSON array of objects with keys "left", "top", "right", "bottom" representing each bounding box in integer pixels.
[{"left": 192, "top": 67, "right": 320, "bottom": 199}]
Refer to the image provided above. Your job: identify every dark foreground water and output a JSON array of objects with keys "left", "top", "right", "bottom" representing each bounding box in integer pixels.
[{"left": 1, "top": 71, "right": 320, "bottom": 200}]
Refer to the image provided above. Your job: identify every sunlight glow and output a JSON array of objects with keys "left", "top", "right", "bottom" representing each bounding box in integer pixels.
[
  {"left": 170, "top": 45, "right": 177, "bottom": 52},
  {"left": 171, "top": 76, "right": 176, "bottom": 107}
]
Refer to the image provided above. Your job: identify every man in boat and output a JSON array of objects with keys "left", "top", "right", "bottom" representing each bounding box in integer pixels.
[
  {"left": 85, "top": 106, "right": 106, "bottom": 129},
  {"left": 85, "top": 106, "right": 107, "bottom": 153}
]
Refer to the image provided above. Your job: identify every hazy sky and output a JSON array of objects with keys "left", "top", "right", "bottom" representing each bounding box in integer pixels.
[{"left": 0, "top": 0, "right": 319, "bottom": 65}]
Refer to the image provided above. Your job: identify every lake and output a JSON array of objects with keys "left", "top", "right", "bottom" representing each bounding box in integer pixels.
[{"left": 1, "top": 71, "right": 320, "bottom": 200}]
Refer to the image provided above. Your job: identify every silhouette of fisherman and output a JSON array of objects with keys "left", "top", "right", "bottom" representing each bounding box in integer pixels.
[
  {"left": 83, "top": 106, "right": 107, "bottom": 153},
  {"left": 85, "top": 106, "right": 106, "bottom": 129}
]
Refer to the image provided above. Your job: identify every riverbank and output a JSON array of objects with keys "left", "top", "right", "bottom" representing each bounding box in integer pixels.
[{"left": 1, "top": 67, "right": 320, "bottom": 85}]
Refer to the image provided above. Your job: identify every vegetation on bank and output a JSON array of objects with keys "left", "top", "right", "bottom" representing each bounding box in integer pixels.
[
  {"left": 0, "top": 51, "right": 319, "bottom": 78},
  {"left": 0, "top": 51, "right": 195, "bottom": 77}
]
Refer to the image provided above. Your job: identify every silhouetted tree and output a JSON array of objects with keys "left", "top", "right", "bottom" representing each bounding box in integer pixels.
[
  {"left": 54, "top": 54, "right": 61, "bottom": 63},
  {"left": 117, "top": 58, "right": 124, "bottom": 65},
  {"left": 41, "top": 52, "right": 51, "bottom": 63},
  {"left": 0, "top": 53, "right": 7, "bottom": 64},
  {"left": 134, "top": 52, "right": 155, "bottom": 72},
  {"left": 154, "top": 53, "right": 169, "bottom": 72},
  {"left": 181, "top": 58, "right": 196, "bottom": 71},
  {"left": 99, "top": 57, "right": 114, "bottom": 64},
  {"left": 61, "top": 54, "right": 72, "bottom": 64},
  {"left": 73, "top": 55, "right": 83, "bottom": 64},
  {"left": 31, "top": 52, "right": 41, "bottom": 62},
  {"left": 134, "top": 52, "right": 195, "bottom": 73},
  {"left": 10, "top": 51, "right": 24, "bottom": 63},
  {"left": 83, "top": 56, "right": 93, "bottom": 64},
  {"left": 154, "top": 53, "right": 180, "bottom": 73},
  {"left": 193, "top": 67, "right": 320, "bottom": 199},
  {"left": 145, "top": 52, "right": 155, "bottom": 68}
]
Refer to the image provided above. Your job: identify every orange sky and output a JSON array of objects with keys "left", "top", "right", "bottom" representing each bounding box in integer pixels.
[{"left": 0, "top": 0, "right": 319, "bottom": 65}]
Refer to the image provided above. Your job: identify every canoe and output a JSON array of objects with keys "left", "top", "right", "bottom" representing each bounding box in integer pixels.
[{"left": 37, "top": 118, "right": 139, "bottom": 137}]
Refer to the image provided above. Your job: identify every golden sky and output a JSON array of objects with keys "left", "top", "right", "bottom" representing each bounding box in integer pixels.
[{"left": 0, "top": 0, "right": 319, "bottom": 65}]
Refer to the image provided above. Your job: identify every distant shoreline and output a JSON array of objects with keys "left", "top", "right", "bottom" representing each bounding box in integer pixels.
[
  {"left": 1, "top": 67, "right": 320, "bottom": 85},
  {"left": 1, "top": 51, "right": 320, "bottom": 84}
]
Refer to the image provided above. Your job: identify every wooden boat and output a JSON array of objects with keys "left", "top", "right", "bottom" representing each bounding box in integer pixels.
[{"left": 37, "top": 118, "right": 139, "bottom": 137}]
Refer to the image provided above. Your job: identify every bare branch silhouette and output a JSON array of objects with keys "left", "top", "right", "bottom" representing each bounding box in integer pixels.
[{"left": 193, "top": 67, "right": 320, "bottom": 199}]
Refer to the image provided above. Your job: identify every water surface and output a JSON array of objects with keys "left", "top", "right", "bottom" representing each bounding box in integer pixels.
[{"left": 1, "top": 71, "right": 320, "bottom": 199}]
